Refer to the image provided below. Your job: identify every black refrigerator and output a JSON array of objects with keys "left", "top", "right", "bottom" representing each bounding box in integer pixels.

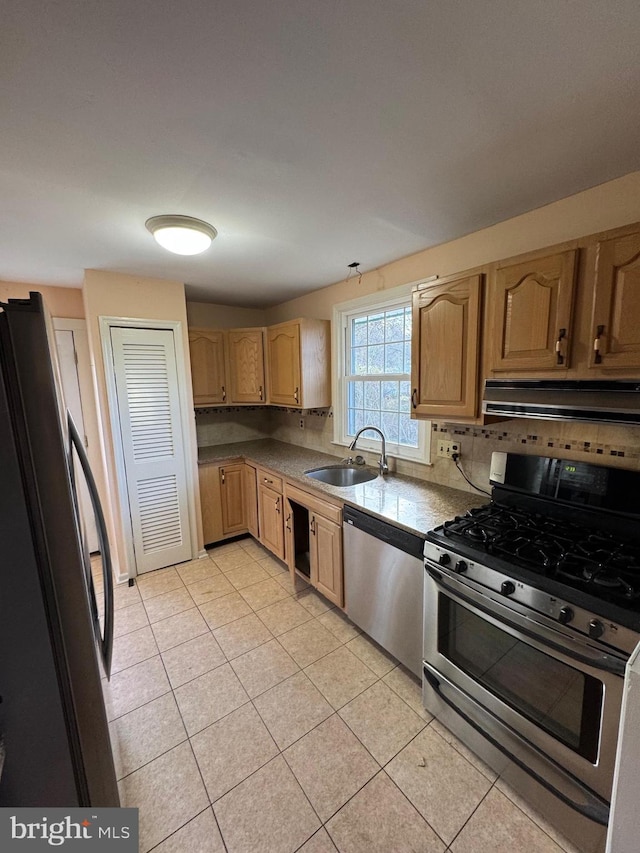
[{"left": 0, "top": 292, "right": 119, "bottom": 807}]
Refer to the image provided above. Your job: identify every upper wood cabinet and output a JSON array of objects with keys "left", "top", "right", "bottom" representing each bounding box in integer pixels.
[
  {"left": 266, "top": 319, "right": 330, "bottom": 408},
  {"left": 487, "top": 250, "right": 578, "bottom": 373},
  {"left": 589, "top": 229, "right": 640, "bottom": 371},
  {"left": 411, "top": 273, "right": 482, "bottom": 420},
  {"left": 189, "top": 329, "right": 227, "bottom": 405},
  {"left": 227, "top": 328, "right": 266, "bottom": 403}
]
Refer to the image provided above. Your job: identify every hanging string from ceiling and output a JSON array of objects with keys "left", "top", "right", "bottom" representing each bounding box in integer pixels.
[{"left": 346, "top": 261, "right": 363, "bottom": 285}]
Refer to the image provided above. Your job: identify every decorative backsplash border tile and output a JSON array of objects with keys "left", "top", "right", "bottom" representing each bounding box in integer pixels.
[{"left": 431, "top": 422, "right": 639, "bottom": 460}]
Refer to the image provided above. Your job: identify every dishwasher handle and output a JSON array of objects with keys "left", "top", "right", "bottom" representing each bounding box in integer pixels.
[{"left": 343, "top": 505, "right": 424, "bottom": 559}]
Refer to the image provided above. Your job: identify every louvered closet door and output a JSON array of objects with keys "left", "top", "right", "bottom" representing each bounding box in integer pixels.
[{"left": 110, "top": 327, "right": 192, "bottom": 573}]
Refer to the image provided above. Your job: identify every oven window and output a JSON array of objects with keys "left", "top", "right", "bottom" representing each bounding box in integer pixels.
[{"left": 438, "top": 598, "right": 603, "bottom": 763}]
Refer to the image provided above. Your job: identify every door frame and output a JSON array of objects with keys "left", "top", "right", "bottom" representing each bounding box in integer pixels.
[{"left": 99, "top": 316, "right": 199, "bottom": 578}]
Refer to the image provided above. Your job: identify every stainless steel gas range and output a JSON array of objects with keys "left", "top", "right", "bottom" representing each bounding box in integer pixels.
[{"left": 422, "top": 452, "right": 640, "bottom": 853}]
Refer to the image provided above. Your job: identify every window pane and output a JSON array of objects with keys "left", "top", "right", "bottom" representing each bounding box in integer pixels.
[
  {"left": 399, "top": 414, "right": 418, "bottom": 447},
  {"left": 385, "top": 342, "right": 404, "bottom": 373},
  {"left": 364, "top": 381, "right": 381, "bottom": 411},
  {"left": 352, "top": 346, "right": 367, "bottom": 375},
  {"left": 352, "top": 380, "right": 364, "bottom": 408},
  {"left": 404, "top": 341, "right": 412, "bottom": 374},
  {"left": 404, "top": 308, "right": 412, "bottom": 339},
  {"left": 363, "top": 410, "right": 381, "bottom": 429},
  {"left": 352, "top": 317, "right": 367, "bottom": 347},
  {"left": 381, "top": 381, "right": 399, "bottom": 411},
  {"left": 381, "top": 411, "right": 400, "bottom": 443},
  {"left": 367, "top": 314, "right": 385, "bottom": 344},
  {"left": 385, "top": 308, "right": 405, "bottom": 342},
  {"left": 367, "top": 344, "right": 385, "bottom": 374}
]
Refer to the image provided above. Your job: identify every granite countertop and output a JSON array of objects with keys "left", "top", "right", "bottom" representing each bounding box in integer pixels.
[{"left": 198, "top": 439, "right": 485, "bottom": 536}]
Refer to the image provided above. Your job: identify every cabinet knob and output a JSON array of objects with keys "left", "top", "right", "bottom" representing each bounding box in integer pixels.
[
  {"left": 310, "top": 516, "right": 316, "bottom": 535},
  {"left": 294, "top": 386, "right": 300, "bottom": 404},
  {"left": 258, "top": 385, "right": 263, "bottom": 400},
  {"left": 221, "top": 385, "right": 226, "bottom": 402},
  {"left": 220, "top": 468, "right": 225, "bottom": 484},
  {"left": 275, "top": 497, "right": 281, "bottom": 514},
  {"left": 411, "top": 389, "right": 418, "bottom": 409},
  {"left": 285, "top": 513, "right": 291, "bottom": 532}
]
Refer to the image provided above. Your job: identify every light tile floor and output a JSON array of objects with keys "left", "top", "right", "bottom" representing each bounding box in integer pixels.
[{"left": 101, "top": 539, "right": 581, "bottom": 853}]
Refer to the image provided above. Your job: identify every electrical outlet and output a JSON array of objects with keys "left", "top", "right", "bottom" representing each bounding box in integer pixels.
[
  {"left": 299, "top": 417, "right": 305, "bottom": 429},
  {"left": 437, "top": 439, "right": 460, "bottom": 459}
]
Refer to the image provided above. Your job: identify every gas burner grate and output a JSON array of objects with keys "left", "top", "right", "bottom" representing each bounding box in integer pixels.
[{"left": 440, "top": 501, "right": 640, "bottom": 608}]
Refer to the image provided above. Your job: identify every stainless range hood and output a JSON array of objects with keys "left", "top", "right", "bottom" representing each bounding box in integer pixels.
[{"left": 483, "top": 379, "right": 640, "bottom": 425}]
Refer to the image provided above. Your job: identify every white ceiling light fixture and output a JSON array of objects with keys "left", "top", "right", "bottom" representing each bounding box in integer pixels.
[{"left": 145, "top": 214, "right": 218, "bottom": 255}]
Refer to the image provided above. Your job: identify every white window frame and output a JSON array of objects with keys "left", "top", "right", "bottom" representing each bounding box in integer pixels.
[{"left": 332, "top": 282, "right": 431, "bottom": 464}]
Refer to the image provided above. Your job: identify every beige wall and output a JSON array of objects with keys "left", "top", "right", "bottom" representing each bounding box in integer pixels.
[
  {"left": 265, "top": 170, "right": 640, "bottom": 323},
  {"left": 0, "top": 281, "right": 84, "bottom": 318},
  {"left": 186, "top": 300, "right": 267, "bottom": 329},
  {"left": 83, "top": 270, "right": 202, "bottom": 579}
]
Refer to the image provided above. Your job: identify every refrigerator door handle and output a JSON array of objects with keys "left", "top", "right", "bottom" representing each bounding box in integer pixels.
[{"left": 67, "top": 411, "right": 114, "bottom": 679}]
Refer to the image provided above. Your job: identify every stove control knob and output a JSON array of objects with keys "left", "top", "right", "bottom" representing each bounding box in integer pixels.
[
  {"left": 438, "top": 553, "right": 451, "bottom": 567},
  {"left": 558, "top": 606, "right": 574, "bottom": 625},
  {"left": 500, "top": 580, "right": 516, "bottom": 596},
  {"left": 588, "top": 619, "right": 605, "bottom": 640},
  {"left": 454, "top": 560, "right": 468, "bottom": 574}
]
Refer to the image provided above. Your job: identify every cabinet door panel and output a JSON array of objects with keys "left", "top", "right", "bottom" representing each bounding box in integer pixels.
[
  {"left": 220, "top": 464, "right": 246, "bottom": 535},
  {"left": 189, "top": 329, "right": 227, "bottom": 405},
  {"left": 590, "top": 231, "right": 640, "bottom": 370},
  {"left": 258, "top": 484, "right": 285, "bottom": 560},
  {"left": 267, "top": 324, "right": 302, "bottom": 406},
  {"left": 199, "top": 464, "right": 222, "bottom": 545},
  {"left": 228, "top": 329, "right": 265, "bottom": 403},
  {"left": 244, "top": 464, "right": 259, "bottom": 539},
  {"left": 489, "top": 251, "right": 577, "bottom": 372},
  {"left": 411, "top": 274, "right": 481, "bottom": 419},
  {"left": 312, "top": 515, "right": 343, "bottom": 607}
]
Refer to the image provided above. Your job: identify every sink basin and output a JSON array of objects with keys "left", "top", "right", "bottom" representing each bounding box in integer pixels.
[{"left": 304, "top": 465, "right": 378, "bottom": 487}]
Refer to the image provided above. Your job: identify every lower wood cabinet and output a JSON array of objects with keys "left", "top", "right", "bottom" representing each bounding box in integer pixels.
[
  {"left": 284, "top": 482, "right": 343, "bottom": 607},
  {"left": 257, "top": 467, "right": 285, "bottom": 560},
  {"left": 244, "top": 463, "right": 259, "bottom": 539},
  {"left": 219, "top": 463, "right": 246, "bottom": 535},
  {"left": 199, "top": 461, "right": 247, "bottom": 545}
]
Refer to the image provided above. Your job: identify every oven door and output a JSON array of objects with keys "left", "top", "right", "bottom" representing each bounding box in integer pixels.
[{"left": 423, "top": 563, "right": 624, "bottom": 812}]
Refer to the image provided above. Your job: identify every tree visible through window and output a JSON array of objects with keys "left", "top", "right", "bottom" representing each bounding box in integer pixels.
[{"left": 346, "top": 304, "right": 418, "bottom": 448}]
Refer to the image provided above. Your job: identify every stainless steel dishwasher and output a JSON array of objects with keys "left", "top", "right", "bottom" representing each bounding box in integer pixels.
[{"left": 343, "top": 505, "right": 424, "bottom": 677}]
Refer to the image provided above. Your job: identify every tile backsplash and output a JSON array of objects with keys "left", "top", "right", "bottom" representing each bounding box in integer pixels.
[{"left": 196, "top": 408, "right": 640, "bottom": 496}]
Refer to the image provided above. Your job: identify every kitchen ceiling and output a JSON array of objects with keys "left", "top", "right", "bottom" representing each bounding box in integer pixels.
[{"left": 2, "top": 1, "right": 640, "bottom": 307}]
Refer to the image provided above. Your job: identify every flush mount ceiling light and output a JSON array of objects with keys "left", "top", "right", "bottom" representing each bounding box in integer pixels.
[{"left": 145, "top": 215, "right": 217, "bottom": 255}]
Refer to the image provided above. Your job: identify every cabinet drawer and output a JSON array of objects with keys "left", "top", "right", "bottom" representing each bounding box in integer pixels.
[
  {"left": 285, "top": 482, "right": 342, "bottom": 524},
  {"left": 257, "top": 467, "right": 283, "bottom": 494}
]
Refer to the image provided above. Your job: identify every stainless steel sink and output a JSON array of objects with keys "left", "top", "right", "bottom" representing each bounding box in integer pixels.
[{"left": 304, "top": 464, "right": 378, "bottom": 487}]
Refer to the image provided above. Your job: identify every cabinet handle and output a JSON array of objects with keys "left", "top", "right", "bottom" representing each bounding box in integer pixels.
[
  {"left": 220, "top": 468, "right": 225, "bottom": 484},
  {"left": 555, "top": 328, "right": 567, "bottom": 365},
  {"left": 594, "top": 325, "right": 605, "bottom": 364},
  {"left": 411, "top": 388, "right": 418, "bottom": 409},
  {"left": 258, "top": 385, "right": 263, "bottom": 400},
  {"left": 310, "top": 515, "right": 316, "bottom": 535},
  {"left": 221, "top": 385, "right": 226, "bottom": 402},
  {"left": 275, "top": 497, "right": 281, "bottom": 514},
  {"left": 294, "top": 386, "right": 300, "bottom": 404},
  {"left": 263, "top": 477, "right": 273, "bottom": 485},
  {"left": 285, "top": 513, "right": 291, "bottom": 532}
]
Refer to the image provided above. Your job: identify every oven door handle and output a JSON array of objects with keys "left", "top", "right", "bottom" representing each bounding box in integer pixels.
[
  {"left": 423, "top": 663, "right": 610, "bottom": 826},
  {"left": 425, "top": 564, "right": 626, "bottom": 677}
]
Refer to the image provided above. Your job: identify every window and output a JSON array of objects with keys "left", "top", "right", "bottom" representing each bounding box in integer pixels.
[{"left": 333, "top": 285, "right": 430, "bottom": 462}]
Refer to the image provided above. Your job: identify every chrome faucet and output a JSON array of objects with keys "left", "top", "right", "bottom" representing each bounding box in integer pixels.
[{"left": 348, "top": 426, "right": 389, "bottom": 475}]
